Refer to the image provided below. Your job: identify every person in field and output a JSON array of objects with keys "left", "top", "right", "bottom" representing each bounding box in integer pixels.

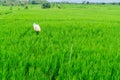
[{"left": 33, "top": 23, "right": 41, "bottom": 34}]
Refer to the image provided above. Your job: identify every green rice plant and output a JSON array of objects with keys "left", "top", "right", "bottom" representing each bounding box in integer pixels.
[{"left": 0, "top": 4, "right": 120, "bottom": 80}]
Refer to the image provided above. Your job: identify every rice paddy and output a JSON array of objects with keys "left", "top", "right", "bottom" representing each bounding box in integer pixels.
[{"left": 0, "top": 4, "right": 120, "bottom": 80}]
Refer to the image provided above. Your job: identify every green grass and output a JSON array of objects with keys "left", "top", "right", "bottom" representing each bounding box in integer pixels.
[{"left": 0, "top": 4, "right": 120, "bottom": 80}]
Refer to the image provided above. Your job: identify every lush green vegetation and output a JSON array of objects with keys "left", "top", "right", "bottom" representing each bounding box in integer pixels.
[{"left": 0, "top": 4, "right": 120, "bottom": 80}]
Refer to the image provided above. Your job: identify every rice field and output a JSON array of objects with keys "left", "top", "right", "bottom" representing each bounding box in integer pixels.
[{"left": 0, "top": 4, "right": 120, "bottom": 80}]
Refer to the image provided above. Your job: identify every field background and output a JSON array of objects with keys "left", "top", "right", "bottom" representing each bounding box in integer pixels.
[{"left": 0, "top": 4, "right": 120, "bottom": 80}]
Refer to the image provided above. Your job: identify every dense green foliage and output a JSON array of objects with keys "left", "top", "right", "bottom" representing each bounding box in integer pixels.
[
  {"left": 42, "top": 2, "right": 51, "bottom": 9},
  {"left": 0, "top": 4, "right": 120, "bottom": 80}
]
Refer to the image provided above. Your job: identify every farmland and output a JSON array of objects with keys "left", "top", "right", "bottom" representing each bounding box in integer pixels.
[{"left": 0, "top": 4, "right": 120, "bottom": 80}]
